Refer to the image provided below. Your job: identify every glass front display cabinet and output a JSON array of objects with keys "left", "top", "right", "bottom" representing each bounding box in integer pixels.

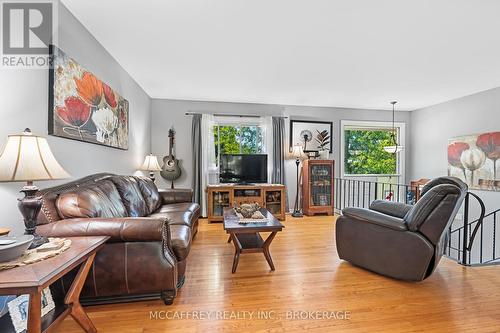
[{"left": 302, "top": 159, "right": 334, "bottom": 216}]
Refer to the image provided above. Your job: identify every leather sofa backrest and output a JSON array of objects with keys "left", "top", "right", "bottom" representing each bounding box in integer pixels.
[
  {"left": 108, "top": 176, "right": 148, "bottom": 217},
  {"left": 135, "top": 176, "right": 162, "bottom": 214},
  {"left": 404, "top": 177, "right": 467, "bottom": 245},
  {"left": 37, "top": 173, "right": 163, "bottom": 223},
  {"left": 37, "top": 173, "right": 115, "bottom": 225},
  {"left": 56, "top": 179, "right": 127, "bottom": 219}
]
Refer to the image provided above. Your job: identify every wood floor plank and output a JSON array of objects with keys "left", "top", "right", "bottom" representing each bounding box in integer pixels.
[{"left": 54, "top": 215, "right": 500, "bottom": 332}]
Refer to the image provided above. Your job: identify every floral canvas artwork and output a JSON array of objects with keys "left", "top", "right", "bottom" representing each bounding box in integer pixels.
[
  {"left": 49, "top": 45, "right": 129, "bottom": 149},
  {"left": 448, "top": 132, "right": 500, "bottom": 191}
]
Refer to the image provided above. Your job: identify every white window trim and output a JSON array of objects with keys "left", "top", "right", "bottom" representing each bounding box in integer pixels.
[
  {"left": 212, "top": 116, "right": 273, "bottom": 183},
  {"left": 340, "top": 120, "right": 406, "bottom": 181}
]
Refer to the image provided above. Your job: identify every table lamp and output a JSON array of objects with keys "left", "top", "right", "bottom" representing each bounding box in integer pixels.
[
  {"left": 139, "top": 154, "right": 162, "bottom": 182},
  {"left": 0, "top": 129, "right": 70, "bottom": 248},
  {"left": 291, "top": 144, "right": 304, "bottom": 218}
]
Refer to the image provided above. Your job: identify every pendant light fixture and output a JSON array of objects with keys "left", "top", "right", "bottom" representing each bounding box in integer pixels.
[{"left": 383, "top": 101, "right": 404, "bottom": 154}]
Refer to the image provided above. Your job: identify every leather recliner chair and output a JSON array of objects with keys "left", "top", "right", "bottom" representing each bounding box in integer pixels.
[
  {"left": 336, "top": 177, "right": 468, "bottom": 281},
  {"left": 35, "top": 173, "right": 199, "bottom": 305}
]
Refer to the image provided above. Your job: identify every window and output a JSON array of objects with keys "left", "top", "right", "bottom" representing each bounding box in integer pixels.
[
  {"left": 344, "top": 128, "right": 397, "bottom": 175},
  {"left": 213, "top": 124, "right": 264, "bottom": 163},
  {"left": 341, "top": 120, "right": 405, "bottom": 177}
]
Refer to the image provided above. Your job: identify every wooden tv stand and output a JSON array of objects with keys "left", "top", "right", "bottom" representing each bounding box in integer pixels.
[{"left": 207, "top": 184, "right": 286, "bottom": 223}]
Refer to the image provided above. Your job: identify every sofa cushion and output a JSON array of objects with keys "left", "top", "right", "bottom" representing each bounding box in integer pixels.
[
  {"left": 135, "top": 176, "right": 162, "bottom": 214},
  {"left": 150, "top": 211, "right": 194, "bottom": 228},
  {"left": 108, "top": 176, "right": 148, "bottom": 217},
  {"left": 56, "top": 180, "right": 127, "bottom": 219},
  {"left": 155, "top": 203, "right": 200, "bottom": 215},
  {"left": 37, "top": 173, "right": 115, "bottom": 225}
]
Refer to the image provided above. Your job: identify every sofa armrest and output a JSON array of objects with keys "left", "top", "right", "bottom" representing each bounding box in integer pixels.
[
  {"left": 342, "top": 207, "right": 408, "bottom": 231},
  {"left": 369, "top": 200, "right": 413, "bottom": 219},
  {"left": 159, "top": 188, "right": 193, "bottom": 204},
  {"left": 37, "top": 217, "right": 170, "bottom": 242}
]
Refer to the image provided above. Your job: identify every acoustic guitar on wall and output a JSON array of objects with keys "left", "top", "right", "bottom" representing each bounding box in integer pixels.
[{"left": 160, "top": 128, "right": 182, "bottom": 188}]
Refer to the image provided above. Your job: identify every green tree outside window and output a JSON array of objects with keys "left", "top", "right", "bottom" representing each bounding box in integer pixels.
[
  {"left": 344, "top": 129, "right": 397, "bottom": 175},
  {"left": 213, "top": 125, "right": 264, "bottom": 164}
]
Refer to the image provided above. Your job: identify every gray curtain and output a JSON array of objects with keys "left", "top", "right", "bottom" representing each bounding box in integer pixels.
[
  {"left": 272, "top": 116, "right": 289, "bottom": 210},
  {"left": 192, "top": 114, "right": 202, "bottom": 205}
]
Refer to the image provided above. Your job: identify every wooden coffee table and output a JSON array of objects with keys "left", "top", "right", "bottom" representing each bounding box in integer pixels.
[
  {"left": 0, "top": 236, "right": 109, "bottom": 333},
  {"left": 223, "top": 208, "right": 284, "bottom": 273}
]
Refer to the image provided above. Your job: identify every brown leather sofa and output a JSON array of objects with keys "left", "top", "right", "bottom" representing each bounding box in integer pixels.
[
  {"left": 35, "top": 173, "right": 199, "bottom": 305},
  {"left": 336, "top": 177, "right": 467, "bottom": 281}
]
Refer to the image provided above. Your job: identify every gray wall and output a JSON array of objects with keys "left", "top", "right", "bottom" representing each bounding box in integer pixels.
[
  {"left": 411, "top": 87, "right": 500, "bottom": 263},
  {"left": 410, "top": 86, "right": 500, "bottom": 214},
  {"left": 0, "top": 4, "right": 151, "bottom": 234},
  {"left": 151, "top": 99, "right": 411, "bottom": 212}
]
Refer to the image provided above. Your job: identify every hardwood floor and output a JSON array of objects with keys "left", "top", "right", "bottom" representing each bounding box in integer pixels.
[{"left": 55, "top": 215, "right": 500, "bottom": 333}]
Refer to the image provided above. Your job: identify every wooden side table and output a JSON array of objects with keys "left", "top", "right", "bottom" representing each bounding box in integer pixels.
[{"left": 0, "top": 236, "right": 109, "bottom": 333}]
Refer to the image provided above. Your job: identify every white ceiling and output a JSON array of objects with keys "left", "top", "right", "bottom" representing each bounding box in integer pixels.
[{"left": 61, "top": 0, "right": 500, "bottom": 111}]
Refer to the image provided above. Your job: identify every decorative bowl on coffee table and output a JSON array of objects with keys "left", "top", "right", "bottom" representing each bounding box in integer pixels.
[{"left": 0, "top": 235, "right": 34, "bottom": 262}]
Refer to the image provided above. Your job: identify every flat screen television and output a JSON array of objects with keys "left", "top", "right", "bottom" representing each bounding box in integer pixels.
[{"left": 219, "top": 154, "right": 268, "bottom": 184}]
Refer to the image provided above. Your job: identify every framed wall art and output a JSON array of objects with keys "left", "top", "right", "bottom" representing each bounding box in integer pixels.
[
  {"left": 48, "top": 45, "right": 129, "bottom": 150},
  {"left": 448, "top": 132, "right": 500, "bottom": 191},
  {"left": 290, "top": 120, "right": 333, "bottom": 153}
]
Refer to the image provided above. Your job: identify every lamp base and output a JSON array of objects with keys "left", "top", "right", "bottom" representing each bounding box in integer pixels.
[
  {"left": 149, "top": 172, "right": 156, "bottom": 183},
  {"left": 292, "top": 158, "right": 303, "bottom": 218},
  {"left": 18, "top": 183, "right": 47, "bottom": 249},
  {"left": 28, "top": 233, "right": 49, "bottom": 249}
]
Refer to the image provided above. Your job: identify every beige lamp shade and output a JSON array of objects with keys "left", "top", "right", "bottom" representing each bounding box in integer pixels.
[
  {"left": 0, "top": 129, "right": 70, "bottom": 182},
  {"left": 291, "top": 144, "right": 304, "bottom": 159},
  {"left": 140, "top": 154, "right": 162, "bottom": 171}
]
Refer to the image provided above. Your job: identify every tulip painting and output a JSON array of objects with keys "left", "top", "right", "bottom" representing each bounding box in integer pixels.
[
  {"left": 103, "top": 83, "right": 117, "bottom": 108},
  {"left": 447, "top": 142, "right": 469, "bottom": 179},
  {"left": 56, "top": 96, "right": 91, "bottom": 140},
  {"left": 476, "top": 132, "right": 500, "bottom": 179},
  {"left": 448, "top": 132, "right": 500, "bottom": 191},
  {"left": 75, "top": 72, "right": 103, "bottom": 106},
  {"left": 49, "top": 45, "right": 129, "bottom": 150},
  {"left": 460, "top": 148, "right": 486, "bottom": 186},
  {"left": 92, "top": 107, "right": 118, "bottom": 143}
]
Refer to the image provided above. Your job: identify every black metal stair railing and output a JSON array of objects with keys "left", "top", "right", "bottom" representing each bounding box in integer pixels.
[
  {"left": 333, "top": 178, "right": 418, "bottom": 213},
  {"left": 446, "top": 193, "right": 499, "bottom": 266},
  {"left": 333, "top": 178, "right": 499, "bottom": 266}
]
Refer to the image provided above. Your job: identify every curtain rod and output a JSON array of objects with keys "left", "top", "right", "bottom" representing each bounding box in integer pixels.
[{"left": 185, "top": 112, "right": 288, "bottom": 119}]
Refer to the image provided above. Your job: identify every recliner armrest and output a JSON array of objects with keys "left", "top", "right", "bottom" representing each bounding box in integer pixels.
[
  {"left": 159, "top": 188, "right": 193, "bottom": 204},
  {"left": 369, "top": 200, "right": 412, "bottom": 219},
  {"left": 37, "top": 217, "right": 171, "bottom": 243},
  {"left": 342, "top": 207, "right": 408, "bottom": 231}
]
